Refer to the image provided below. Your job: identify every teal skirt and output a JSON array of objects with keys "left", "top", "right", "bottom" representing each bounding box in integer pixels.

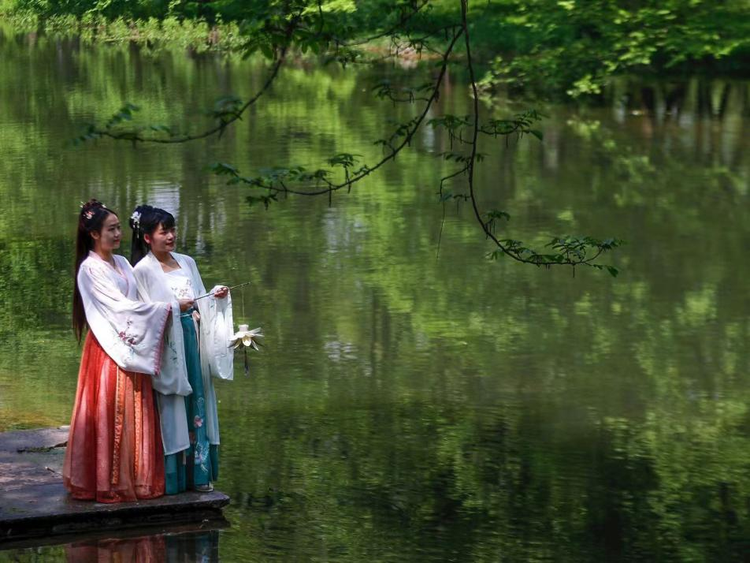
[{"left": 165, "top": 311, "right": 219, "bottom": 494}]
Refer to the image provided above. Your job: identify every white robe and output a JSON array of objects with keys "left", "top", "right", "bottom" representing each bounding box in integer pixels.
[
  {"left": 77, "top": 251, "right": 175, "bottom": 376},
  {"left": 133, "top": 252, "right": 233, "bottom": 454}
]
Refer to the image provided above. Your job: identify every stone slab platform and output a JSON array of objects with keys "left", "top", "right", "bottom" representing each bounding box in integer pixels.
[{"left": 0, "top": 427, "right": 229, "bottom": 545}]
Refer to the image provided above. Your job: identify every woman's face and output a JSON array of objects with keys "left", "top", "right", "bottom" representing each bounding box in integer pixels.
[
  {"left": 91, "top": 212, "right": 121, "bottom": 252},
  {"left": 145, "top": 223, "right": 176, "bottom": 254}
]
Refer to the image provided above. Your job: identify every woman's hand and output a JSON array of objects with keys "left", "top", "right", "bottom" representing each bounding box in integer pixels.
[
  {"left": 178, "top": 298, "right": 195, "bottom": 312},
  {"left": 213, "top": 286, "right": 229, "bottom": 299}
]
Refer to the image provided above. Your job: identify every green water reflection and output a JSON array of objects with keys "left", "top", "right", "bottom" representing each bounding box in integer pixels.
[{"left": 0, "top": 26, "right": 749, "bottom": 561}]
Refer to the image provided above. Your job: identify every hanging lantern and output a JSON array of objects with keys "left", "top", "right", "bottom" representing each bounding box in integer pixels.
[
  {"left": 229, "top": 324, "right": 263, "bottom": 376},
  {"left": 230, "top": 325, "right": 263, "bottom": 351}
]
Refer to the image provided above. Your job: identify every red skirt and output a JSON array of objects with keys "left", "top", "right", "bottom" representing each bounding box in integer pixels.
[{"left": 63, "top": 333, "right": 165, "bottom": 503}]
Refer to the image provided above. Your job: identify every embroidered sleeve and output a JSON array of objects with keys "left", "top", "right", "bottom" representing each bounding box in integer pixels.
[{"left": 79, "top": 262, "right": 171, "bottom": 375}]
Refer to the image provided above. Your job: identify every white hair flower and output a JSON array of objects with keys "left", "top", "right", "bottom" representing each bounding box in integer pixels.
[{"left": 130, "top": 210, "right": 141, "bottom": 226}]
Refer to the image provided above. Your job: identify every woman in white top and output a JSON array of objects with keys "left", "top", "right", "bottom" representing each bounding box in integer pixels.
[
  {"left": 130, "top": 205, "right": 234, "bottom": 493},
  {"left": 63, "top": 199, "right": 193, "bottom": 503}
]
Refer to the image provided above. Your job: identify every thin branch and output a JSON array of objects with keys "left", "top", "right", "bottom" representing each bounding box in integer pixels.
[
  {"left": 343, "top": 0, "right": 432, "bottom": 47},
  {"left": 436, "top": 198, "right": 447, "bottom": 261},
  {"left": 439, "top": 166, "right": 467, "bottom": 194},
  {"left": 242, "top": 27, "right": 464, "bottom": 197},
  {"left": 86, "top": 3, "right": 436, "bottom": 146},
  {"left": 343, "top": 23, "right": 459, "bottom": 68},
  {"left": 460, "top": 0, "right": 509, "bottom": 256},
  {"left": 459, "top": 0, "right": 619, "bottom": 270},
  {"left": 92, "top": 16, "right": 301, "bottom": 145}
]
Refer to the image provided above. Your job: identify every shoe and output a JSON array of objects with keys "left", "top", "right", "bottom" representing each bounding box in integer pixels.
[{"left": 195, "top": 483, "right": 214, "bottom": 493}]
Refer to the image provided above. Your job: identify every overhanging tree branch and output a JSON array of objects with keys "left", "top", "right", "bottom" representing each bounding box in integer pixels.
[
  {"left": 209, "top": 27, "right": 464, "bottom": 199},
  {"left": 75, "top": 13, "right": 302, "bottom": 145},
  {"left": 426, "top": 0, "right": 623, "bottom": 275},
  {"left": 71, "top": 0, "right": 622, "bottom": 274},
  {"left": 342, "top": 0, "right": 432, "bottom": 47}
]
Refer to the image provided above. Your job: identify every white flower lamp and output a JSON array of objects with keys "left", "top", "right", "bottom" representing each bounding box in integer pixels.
[{"left": 229, "top": 324, "right": 263, "bottom": 375}]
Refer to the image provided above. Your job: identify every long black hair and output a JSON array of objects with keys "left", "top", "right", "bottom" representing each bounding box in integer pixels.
[
  {"left": 73, "top": 199, "right": 118, "bottom": 342},
  {"left": 130, "top": 204, "right": 176, "bottom": 266}
]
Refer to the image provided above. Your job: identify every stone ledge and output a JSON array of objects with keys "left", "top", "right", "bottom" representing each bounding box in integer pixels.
[{"left": 0, "top": 427, "right": 230, "bottom": 545}]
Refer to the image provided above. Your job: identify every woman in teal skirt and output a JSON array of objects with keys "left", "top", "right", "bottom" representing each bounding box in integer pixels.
[{"left": 130, "top": 205, "right": 235, "bottom": 493}]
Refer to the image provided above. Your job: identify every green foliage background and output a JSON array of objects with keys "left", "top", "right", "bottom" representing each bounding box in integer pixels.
[{"left": 1, "top": 0, "right": 748, "bottom": 98}]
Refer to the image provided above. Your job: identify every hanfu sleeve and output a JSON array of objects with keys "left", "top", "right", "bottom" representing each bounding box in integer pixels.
[
  {"left": 189, "top": 257, "right": 235, "bottom": 380},
  {"left": 132, "top": 263, "right": 192, "bottom": 397},
  {"left": 78, "top": 261, "right": 171, "bottom": 376}
]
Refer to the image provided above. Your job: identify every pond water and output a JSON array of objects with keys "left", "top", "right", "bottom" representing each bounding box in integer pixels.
[{"left": 0, "top": 26, "right": 749, "bottom": 562}]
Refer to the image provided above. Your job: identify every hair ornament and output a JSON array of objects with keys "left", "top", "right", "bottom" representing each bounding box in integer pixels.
[
  {"left": 80, "top": 199, "right": 106, "bottom": 221},
  {"left": 131, "top": 210, "right": 141, "bottom": 227}
]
